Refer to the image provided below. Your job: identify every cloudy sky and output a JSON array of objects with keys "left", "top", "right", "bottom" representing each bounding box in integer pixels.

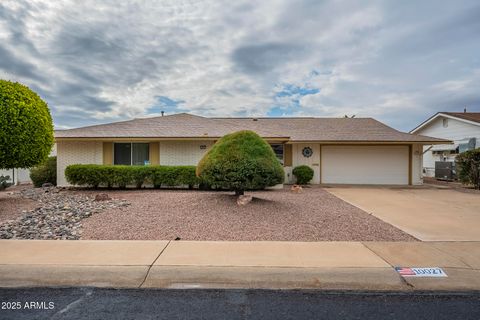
[{"left": 1, "top": 0, "right": 479, "bottom": 131}]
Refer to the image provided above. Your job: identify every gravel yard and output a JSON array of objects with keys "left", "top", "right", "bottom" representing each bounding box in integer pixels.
[
  {"left": 0, "top": 185, "right": 37, "bottom": 224},
  {"left": 0, "top": 187, "right": 129, "bottom": 239},
  {"left": 79, "top": 187, "right": 416, "bottom": 241}
]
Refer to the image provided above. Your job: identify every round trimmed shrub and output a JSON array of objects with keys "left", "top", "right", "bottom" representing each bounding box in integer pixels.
[
  {"left": 30, "top": 156, "right": 57, "bottom": 187},
  {"left": 196, "top": 130, "right": 285, "bottom": 195},
  {"left": 0, "top": 80, "right": 54, "bottom": 169},
  {"left": 292, "top": 165, "right": 314, "bottom": 184}
]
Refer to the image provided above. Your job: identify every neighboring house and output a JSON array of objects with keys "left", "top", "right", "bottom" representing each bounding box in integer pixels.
[
  {"left": 410, "top": 112, "right": 480, "bottom": 177},
  {"left": 54, "top": 113, "right": 447, "bottom": 186},
  {"left": 0, "top": 144, "right": 57, "bottom": 185}
]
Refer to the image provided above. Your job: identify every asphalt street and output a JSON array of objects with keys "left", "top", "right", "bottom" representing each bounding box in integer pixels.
[{"left": 1, "top": 288, "right": 479, "bottom": 320}]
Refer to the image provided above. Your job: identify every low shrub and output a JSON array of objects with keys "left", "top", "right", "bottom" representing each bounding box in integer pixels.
[
  {"left": 0, "top": 175, "right": 11, "bottom": 190},
  {"left": 292, "top": 165, "right": 314, "bottom": 184},
  {"left": 30, "top": 156, "right": 57, "bottom": 187},
  {"left": 151, "top": 166, "right": 199, "bottom": 188},
  {"left": 132, "top": 166, "right": 152, "bottom": 188},
  {"left": 65, "top": 164, "right": 103, "bottom": 188},
  {"left": 456, "top": 149, "right": 480, "bottom": 189},
  {"left": 65, "top": 165, "right": 199, "bottom": 189}
]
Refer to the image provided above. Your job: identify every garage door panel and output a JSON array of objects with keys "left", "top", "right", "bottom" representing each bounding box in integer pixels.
[{"left": 322, "top": 146, "right": 409, "bottom": 185}]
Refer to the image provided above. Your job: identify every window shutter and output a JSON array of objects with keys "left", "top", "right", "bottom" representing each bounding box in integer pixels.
[
  {"left": 149, "top": 142, "right": 160, "bottom": 165},
  {"left": 103, "top": 142, "right": 113, "bottom": 165},
  {"left": 284, "top": 144, "right": 293, "bottom": 166}
]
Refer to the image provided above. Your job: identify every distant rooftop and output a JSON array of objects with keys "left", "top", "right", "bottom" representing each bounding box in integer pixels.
[{"left": 442, "top": 112, "right": 480, "bottom": 124}]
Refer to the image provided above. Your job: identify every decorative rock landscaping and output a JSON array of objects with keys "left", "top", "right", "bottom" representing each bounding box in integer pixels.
[{"left": 0, "top": 187, "right": 129, "bottom": 240}]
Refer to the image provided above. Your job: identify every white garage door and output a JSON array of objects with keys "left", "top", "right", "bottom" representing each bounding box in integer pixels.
[{"left": 322, "top": 145, "right": 409, "bottom": 185}]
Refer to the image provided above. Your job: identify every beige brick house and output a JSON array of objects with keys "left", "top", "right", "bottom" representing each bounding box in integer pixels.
[{"left": 55, "top": 113, "right": 448, "bottom": 186}]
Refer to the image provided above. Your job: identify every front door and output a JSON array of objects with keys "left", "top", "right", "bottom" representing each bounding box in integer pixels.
[{"left": 294, "top": 143, "right": 320, "bottom": 184}]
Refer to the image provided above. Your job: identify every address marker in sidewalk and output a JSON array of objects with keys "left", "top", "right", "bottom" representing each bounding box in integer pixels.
[{"left": 395, "top": 267, "right": 448, "bottom": 277}]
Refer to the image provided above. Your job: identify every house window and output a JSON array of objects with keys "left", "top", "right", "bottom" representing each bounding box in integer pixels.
[
  {"left": 443, "top": 118, "right": 448, "bottom": 128},
  {"left": 114, "top": 143, "right": 149, "bottom": 165},
  {"left": 270, "top": 144, "right": 284, "bottom": 165}
]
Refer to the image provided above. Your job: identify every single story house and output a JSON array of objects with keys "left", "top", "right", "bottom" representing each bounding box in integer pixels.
[
  {"left": 410, "top": 111, "right": 480, "bottom": 177},
  {"left": 55, "top": 113, "right": 448, "bottom": 186}
]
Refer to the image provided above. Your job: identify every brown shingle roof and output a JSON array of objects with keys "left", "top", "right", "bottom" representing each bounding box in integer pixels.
[
  {"left": 442, "top": 112, "right": 480, "bottom": 124},
  {"left": 55, "top": 113, "right": 448, "bottom": 143}
]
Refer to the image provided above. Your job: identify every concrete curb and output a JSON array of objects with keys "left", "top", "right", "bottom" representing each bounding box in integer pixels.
[
  {"left": 0, "top": 265, "right": 148, "bottom": 288},
  {"left": 142, "top": 266, "right": 407, "bottom": 290},
  {"left": 1, "top": 240, "right": 479, "bottom": 290}
]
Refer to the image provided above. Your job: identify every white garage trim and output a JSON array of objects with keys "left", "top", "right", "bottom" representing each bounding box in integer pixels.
[{"left": 321, "top": 145, "right": 411, "bottom": 185}]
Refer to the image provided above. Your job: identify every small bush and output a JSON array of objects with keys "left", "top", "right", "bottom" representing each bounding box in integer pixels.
[
  {"left": 292, "top": 165, "right": 314, "bottom": 184},
  {"left": 456, "top": 149, "right": 480, "bottom": 189},
  {"left": 0, "top": 175, "right": 11, "bottom": 190},
  {"left": 65, "top": 165, "right": 199, "bottom": 189},
  {"left": 30, "top": 156, "right": 57, "bottom": 187}
]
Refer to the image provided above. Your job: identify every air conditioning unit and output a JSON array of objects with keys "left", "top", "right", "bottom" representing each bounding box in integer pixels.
[{"left": 435, "top": 161, "right": 456, "bottom": 181}]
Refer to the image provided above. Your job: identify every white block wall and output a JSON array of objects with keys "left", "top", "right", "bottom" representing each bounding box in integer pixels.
[
  {"left": 0, "top": 168, "right": 31, "bottom": 184},
  {"left": 159, "top": 141, "right": 213, "bottom": 166},
  {"left": 57, "top": 141, "right": 103, "bottom": 186},
  {"left": 0, "top": 144, "right": 57, "bottom": 185}
]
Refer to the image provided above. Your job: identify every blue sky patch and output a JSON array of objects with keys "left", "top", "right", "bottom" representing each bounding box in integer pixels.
[
  {"left": 275, "top": 84, "right": 320, "bottom": 98},
  {"left": 147, "top": 96, "right": 185, "bottom": 114}
]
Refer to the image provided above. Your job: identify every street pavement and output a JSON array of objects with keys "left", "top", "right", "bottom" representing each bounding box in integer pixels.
[{"left": 1, "top": 288, "right": 479, "bottom": 320}]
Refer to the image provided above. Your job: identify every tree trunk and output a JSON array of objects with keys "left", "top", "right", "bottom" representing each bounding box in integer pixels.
[{"left": 235, "top": 189, "right": 244, "bottom": 196}]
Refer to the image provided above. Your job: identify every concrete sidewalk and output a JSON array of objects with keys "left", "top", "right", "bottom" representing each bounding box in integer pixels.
[{"left": 0, "top": 240, "right": 479, "bottom": 290}]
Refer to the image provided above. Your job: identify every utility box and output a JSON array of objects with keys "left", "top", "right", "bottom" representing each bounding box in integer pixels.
[{"left": 435, "top": 161, "right": 456, "bottom": 181}]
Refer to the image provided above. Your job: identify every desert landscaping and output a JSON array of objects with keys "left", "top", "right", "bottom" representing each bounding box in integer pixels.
[{"left": 0, "top": 185, "right": 415, "bottom": 241}]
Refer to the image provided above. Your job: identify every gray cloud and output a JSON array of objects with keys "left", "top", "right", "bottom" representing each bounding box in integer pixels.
[
  {"left": 0, "top": 46, "right": 45, "bottom": 81},
  {"left": 232, "top": 43, "right": 305, "bottom": 74},
  {"left": 0, "top": 0, "right": 479, "bottom": 130}
]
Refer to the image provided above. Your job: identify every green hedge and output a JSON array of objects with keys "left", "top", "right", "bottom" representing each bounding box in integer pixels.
[{"left": 65, "top": 165, "right": 199, "bottom": 189}]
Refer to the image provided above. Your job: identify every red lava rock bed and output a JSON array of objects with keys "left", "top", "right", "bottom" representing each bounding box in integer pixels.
[{"left": 78, "top": 187, "right": 417, "bottom": 241}]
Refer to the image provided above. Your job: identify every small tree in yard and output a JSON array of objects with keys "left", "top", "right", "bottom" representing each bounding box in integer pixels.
[
  {"left": 456, "top": 149, "right": 480, "bottom": 189},
  {"left": 0, "top": 80, "right": 54, "bottom": 170},
  {"left": 196, "top": 130, "right": 284, "bottom": 195}
]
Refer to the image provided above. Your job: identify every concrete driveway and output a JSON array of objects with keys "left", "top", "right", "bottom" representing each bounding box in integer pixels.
[{"left": 327, "top": 187, "right": 480, "bottom": 241}]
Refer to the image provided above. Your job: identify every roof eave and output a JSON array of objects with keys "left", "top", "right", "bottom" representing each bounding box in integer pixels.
[
  {"left": 287, "top": 140, "right": 451, "bottom": 145},
  {"left": 54, "top": 136, "right": 291, "bottom": 141},
  {"left": 411, "top": 112, "right": 480, "bottom": 133}
]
